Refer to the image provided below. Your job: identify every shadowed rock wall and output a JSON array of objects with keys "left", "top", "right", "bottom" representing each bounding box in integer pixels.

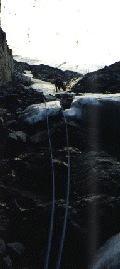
[{"left": 0, "top": 27, "right": 13, "bottom": 85}]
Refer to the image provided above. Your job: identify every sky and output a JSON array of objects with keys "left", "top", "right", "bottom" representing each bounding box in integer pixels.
[{"left": 1, "top": 0, "right": 120, "bottom": 70}]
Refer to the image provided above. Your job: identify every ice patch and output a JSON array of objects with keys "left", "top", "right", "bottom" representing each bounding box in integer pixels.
[
  {"left": 19, "top": 101, "right": 61, "bottom": 125},
  {"left": 64, "top": 107, "right": 82, "bottom": 120}
]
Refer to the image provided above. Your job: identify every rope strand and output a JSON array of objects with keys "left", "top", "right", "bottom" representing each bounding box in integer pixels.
[
  {"left": 44, "top": 93, "right": 70, "bottom": 269},
  {"left": 56, "top": 103, "right": 70, "bottom": 269},
  {"left": 44, "top": 99, "right": 55, "bottom": 269}
]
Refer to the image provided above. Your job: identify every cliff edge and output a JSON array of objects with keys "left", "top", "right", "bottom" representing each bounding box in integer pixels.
[{"left": 0, "top": 27, "right": 13, "bottom": 85}]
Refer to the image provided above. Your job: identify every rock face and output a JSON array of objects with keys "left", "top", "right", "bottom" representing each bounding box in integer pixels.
[
  {"left": 72, "top": 62, "right": 120, "bottom": 94},
  {"left": 2, "top": 59, "right": 120, "bottom": 268},
  {"left": 0, "top": 27, "right": 13, "bottom": 85}
]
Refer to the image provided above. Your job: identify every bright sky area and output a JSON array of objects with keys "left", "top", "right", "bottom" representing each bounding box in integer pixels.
[{"left": 1, "top": 0, "right": 120, "bottom": 68}]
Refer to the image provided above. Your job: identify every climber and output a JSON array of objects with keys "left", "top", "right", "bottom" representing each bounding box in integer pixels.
[{"left": 55, "top": 77, "right": 66, "bottom": 92}]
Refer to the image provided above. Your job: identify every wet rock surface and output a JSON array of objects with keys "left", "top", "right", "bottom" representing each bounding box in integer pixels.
[{"left": 1, "top": 59, "right": 120, "bottom": 268}]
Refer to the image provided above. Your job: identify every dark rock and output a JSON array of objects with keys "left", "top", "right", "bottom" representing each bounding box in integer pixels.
[
  {"left": 0, "top": 238, "right": 6, "bottom": 256},
  {"left": 1, "top": 150, "right": 120, "bottom": 268},
  {"left": 3, "top": 255, "right": 13, "bottom": 268},
  {"left": 63, "top": 94, "right": 120, "bottom": 157},
  {"left": 13, "top": 60, "right": 82, "bottom": 87},
  {"left": 12, "top": 72, "right": 32, "bottom": 86},
  {"left": 5, "top": 120, "right": 18, "bottom": 128},
  {"left": 13, "top": 60, "right": 31, "bottom": 73},
  {"left": 8, "top": 131, "right": 27, "bottom": 143},
  {"left": 70, "top": 151, "right": 120, "bottom": 197},
  {"left": 30, "top": 64, "right": 81, "bottom": 85},
  {"left": 7, "top": 242, "right": 25, "bottom": 256},
  {"left": 72, "top": 61, "right": 120, "bottom": 94},
  {"left": 11, "top": 152, "right": 68, "bottom": 199},
  {"left": 3, "top": 242, "right": 25, "bottom": 268},
  {"left": 1, "top": 57, "right": 120, "bottom": 269},
  {"left": 0, "top": 96, "right": 6, "bottom": 105},
  {"left": 55, "top": 92, "right": 74, "bottom": 110},
  {"left": 29, "top": 129, "right": 54, "bottom": 144},
  {"left": 0, "top": 94, "right": 19, "bottom": 112}
]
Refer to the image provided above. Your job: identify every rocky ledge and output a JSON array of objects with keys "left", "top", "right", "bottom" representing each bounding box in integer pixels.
[
  {"left": 72, "top": 61, "right": 120, "bottom": 94},
  {"left": 1, "top": 57, "right": 120, "bottom": 268}
]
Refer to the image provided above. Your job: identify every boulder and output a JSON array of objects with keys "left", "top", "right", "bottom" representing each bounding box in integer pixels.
[
  {"left": 63, "top": 94, "right": 102, "bottom": 127},
  {"left": 56, "top": 92, "right": 74, "bottom": 110},
  {"left": 89, "top": 232, "right": 120, "bottom": 268},
  {"left": 18, "top": 101, "right": 62, "bottom": 133},
  {"left": 19, "top": 100, "right": 61, "bottom": 124},
  {"left": 63, "top": 94, "right": 120, "bottom": 156},
  {"left": 64, "top": 106, "right": 82, "bottom": 121}
]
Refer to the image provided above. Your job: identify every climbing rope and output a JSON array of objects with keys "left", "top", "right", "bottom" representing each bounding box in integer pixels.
[
  {"left": 44, "top": 91, "right": 70, "bottom": 269},
  {"left": 56, "top": 102, "right": 70, "bottom": 269},
  {"left": 44, "top": 98, "right": 55, "bottom": 269}
]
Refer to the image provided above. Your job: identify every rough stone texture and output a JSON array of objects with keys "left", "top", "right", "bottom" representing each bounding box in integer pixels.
[
  {"left": 1, "top": 59, "right": 120, "bottom": 268},
  {"left": 0, "top": 28, "right": 13, "bottom": 85},
  {"left": 72, "top": 62, "right": 120, "bottom": 94}
]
